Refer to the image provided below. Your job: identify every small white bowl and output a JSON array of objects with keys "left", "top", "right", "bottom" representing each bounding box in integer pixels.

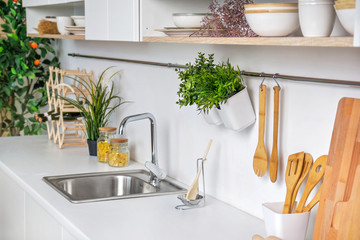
[
  {"left": 244, "top": 3, "right": 298, "bottom": 10},
  {"left": 335, "top": 8, "right": 355, "bottom": 35},
  {"left": 172, "top": 13, "right": 207, "bottom": 28},
  {"left": 245, "top": 11, "right": 300, "bottom": 37},
  {"left": 71, "top": 16, "right": 85, "bottom": 27}
]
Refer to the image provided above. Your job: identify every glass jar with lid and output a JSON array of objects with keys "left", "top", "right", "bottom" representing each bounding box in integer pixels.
[
  {"left": 108, "top": 138, "right": 129, "bottom": 167},
  {"left": 97, "top": 127, "right": 117, "bottom": 162}
]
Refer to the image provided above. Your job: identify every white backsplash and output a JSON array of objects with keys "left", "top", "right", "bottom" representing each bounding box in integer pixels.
[{"left": 57, "top": 39, "right": 360, "bottom": 238}]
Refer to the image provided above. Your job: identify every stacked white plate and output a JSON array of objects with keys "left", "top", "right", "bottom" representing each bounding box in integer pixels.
[
  {"left": 299, "top": 0, "right": 336, "bottom": 37},
  {"left": 64, "top": 26, "right": 85, "bottom": 35},
  {"left": 334, "top": 0, "right": 355, "bottom": 35},
  {"left": 244, "top": 3, "right": 300, "bottom": 37}
]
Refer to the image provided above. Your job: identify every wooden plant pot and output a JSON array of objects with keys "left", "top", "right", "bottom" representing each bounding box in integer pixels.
[{"left": 218, "top": 86, "right": 256, "bottom": 131}]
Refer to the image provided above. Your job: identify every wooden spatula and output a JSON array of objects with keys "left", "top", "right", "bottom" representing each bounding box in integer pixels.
[
  {"left": 295, "top": 155, "right": 327, "bottom": 213},
  {"left": 290, "top": 153, "right": 312, "bottom": 212},
  {"left": 253, "top": 85, "right": 268, "bottom": 177},
  {"left": 283, "top": 152, "right": 305, "bottom": 214},
  {"left": 186, "top": 139, "right": 213, "bottom": 200},
  {"left": 270, "top": 86, "right": 280, "bottom": 183}
]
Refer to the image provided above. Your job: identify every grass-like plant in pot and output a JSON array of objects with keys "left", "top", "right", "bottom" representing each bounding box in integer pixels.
[
  {"left": 59, "top": 67, "right": 125, "bottom": 155},
  {"left": 176, "top": 52, "right": 255, "bottom": 131}
]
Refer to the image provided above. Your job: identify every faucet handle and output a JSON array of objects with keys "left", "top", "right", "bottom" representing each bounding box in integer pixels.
[{"left": 145, "top": 161, "right": 167, "bottom": 180}]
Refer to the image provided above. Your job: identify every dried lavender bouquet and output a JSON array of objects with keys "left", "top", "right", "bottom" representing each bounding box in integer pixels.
[{"left": 198, "top": 0, "right": 258, "bottom": 37}]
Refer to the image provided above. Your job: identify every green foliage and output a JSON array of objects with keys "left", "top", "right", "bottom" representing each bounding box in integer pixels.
[
  {"left": 176, "top": 52, "right": 245, "bottom": 113},
  {"left": 60, "top": 67, "right": 126, "bottom": 141},
  {"left": 0, "top": 0, "right": 60, "bottom": 136}
]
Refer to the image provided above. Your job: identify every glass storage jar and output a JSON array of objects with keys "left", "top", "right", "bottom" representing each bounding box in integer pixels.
[
  {"left": 97, "top": 127, "right": 117, "bottom": 162},
  {"left": 108, "top": 138, "right": 129, "bottom": 167}
]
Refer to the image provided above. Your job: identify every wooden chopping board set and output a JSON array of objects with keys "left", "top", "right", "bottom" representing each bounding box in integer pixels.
[{"left": 313, "top": 97, "right": 360, "bottom": 240}]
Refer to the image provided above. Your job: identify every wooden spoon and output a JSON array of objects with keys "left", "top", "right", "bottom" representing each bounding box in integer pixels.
[
  {"left": 290, "top": 153, "right": 313, "bottom": 212},
  {"left": 270, "top": 86, "right": 280, "bottom": 183},
  {"left": 186, "top": 139, "right": 213, "bottom": 200},
  {"left": 302, "top": 185, "right": 322, "bottom": 212},
  {"left": 295, "top": 155, "right": 327, "bottom": 213},
  {"left": 253, "top": 85, "right": 268, "bottom": 177},
  {"left": 283, "top": 152, "right": 305, "bottom": 214}
]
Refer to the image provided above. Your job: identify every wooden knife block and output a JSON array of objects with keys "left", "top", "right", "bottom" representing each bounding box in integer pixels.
[{"left": 313, "top": 97, "right": 360, "bottom": 240}]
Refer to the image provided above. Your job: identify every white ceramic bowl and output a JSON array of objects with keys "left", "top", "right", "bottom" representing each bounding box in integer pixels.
[
  {"left": 335, "top": 8, "right": 355, "bottom": 35},
  {"left": 244, "top": 3, "right": 298, "bottom": 11},
  {"left": 299, "top": 3, "right": 335, "bottom": 37},
  {"left": 71, "top": 16, "right": 85, "bottom": 27},
  {"left": 172, "top": 13, "right": 207, "bottom": 28},
  {"left": 245, "top": 11, "right": 300, "bottom": 37}
]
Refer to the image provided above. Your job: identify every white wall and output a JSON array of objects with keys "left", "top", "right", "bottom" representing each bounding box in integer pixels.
[{"left": 56, "top": 39, "right": 360, "bottom": 238}]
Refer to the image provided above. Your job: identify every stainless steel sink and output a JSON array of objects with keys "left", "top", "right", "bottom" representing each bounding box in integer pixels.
[{"left": 43, "top": 170, "right": 186, "bottom": 203}]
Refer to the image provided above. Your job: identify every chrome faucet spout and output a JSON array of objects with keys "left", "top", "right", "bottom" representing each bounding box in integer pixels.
[{"left": 118, "top": 113, "right": 164, "bottom": 185}]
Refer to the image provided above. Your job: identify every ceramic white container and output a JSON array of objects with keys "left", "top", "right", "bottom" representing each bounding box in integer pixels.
[
  {"left": 201, "top": 108, "right": 223, "bottom": 125},
  {"left": 244, "top": 3, "right": 298, "bottom": 11},
  {"left": 71, "top": 16, "right": 85, "bottom": 27},
  {"left": 335, "top": 8, "right": 355, "bottom": 35},
  {"left": 263, "top": 202, "right": 311, "bottom": 240},
  {"left": 172, "top": 13, "right": 207, "bottom": 28},
  {"left": 218, "top": 87, "right": 255, "bottom": 131},
  {"left": 299, "top": 2, "right": 336, "bottom": 37},
  {"left": 245, "top": 11, "right": 300, "bottom": 37},
  {"left": 56, "top": 16, "right": 74, "bottom": 35}
]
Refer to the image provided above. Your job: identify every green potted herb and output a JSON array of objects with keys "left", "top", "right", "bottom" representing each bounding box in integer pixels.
[
  {"left": 176, "top": 52, "right": 255, "bottom": 131},
  {"left": 60, "top": 67, "right": 125, "bottom": 155}
]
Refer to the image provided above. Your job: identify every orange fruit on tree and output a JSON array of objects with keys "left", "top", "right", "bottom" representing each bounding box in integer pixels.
[
  {"left": 13, "top": 0, "right": 18, "bottom": 2},
  {"left": 31, "top": 42, "right": 38, "bottom": 49},
  {"left": 34, "top": 59, "right": 40, "bottom": 66}
]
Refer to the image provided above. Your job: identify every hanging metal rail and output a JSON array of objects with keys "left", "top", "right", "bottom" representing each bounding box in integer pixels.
[{"left": 68, "top": 53, "right": 360, "bottom": 87}]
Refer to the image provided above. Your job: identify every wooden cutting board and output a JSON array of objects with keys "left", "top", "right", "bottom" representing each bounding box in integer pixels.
[{"left": 313, "top": 97, "right": 360, "bottom": 240}]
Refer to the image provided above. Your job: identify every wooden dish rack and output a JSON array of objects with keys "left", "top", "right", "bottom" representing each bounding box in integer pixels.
[{"left": 46, "top": 66, "right": 94, "bottom": 148}]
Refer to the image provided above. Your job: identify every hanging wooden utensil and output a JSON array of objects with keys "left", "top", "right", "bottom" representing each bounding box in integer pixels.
[
  {"left": 253, "top": 85, "right": 268, "bottom": 177},
  {"left": 283, "top": 152, "right": 305, "bottom": 214},
  {"left": 270, "top": 86, "right": 280, "bottom": 183},
  {"left": 290, "top": 153, "right": 313, "bottom": 212},
  {"left": 295, "top": 155, "right": 327, "bottom": 213}
]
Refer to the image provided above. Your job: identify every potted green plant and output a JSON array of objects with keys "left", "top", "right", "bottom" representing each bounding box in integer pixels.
[
  {"left": 176, "top": 52, "right": 255, "bottom": 131},
  {"left": 59, "top": 67, "right": 125, "bottom": 156},
  {"left": 0, "top": 0, "right": 60, "bottom": 136}
]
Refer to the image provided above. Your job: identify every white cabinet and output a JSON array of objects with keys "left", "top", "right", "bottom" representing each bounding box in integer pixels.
[
  {"left": 0, "top": 168, "right": 78, "bottom": 240},
  {"left": 85, "top": 0, "right": 140, "bottom": 41},
  {"left": 23, "top": 0, "right": 83, "bottom": 7},
  {"left": 0, "top": 169, "right": 25, "bottom": 240}
]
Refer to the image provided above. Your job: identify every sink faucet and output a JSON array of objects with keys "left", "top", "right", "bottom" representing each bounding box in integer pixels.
[{"left": 118, "top": 113, "right": 166, "bottom": 186}]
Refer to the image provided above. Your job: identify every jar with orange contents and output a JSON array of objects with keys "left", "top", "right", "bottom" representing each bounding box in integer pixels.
[
  {"left": 108, "top": 138, "right": 129, "bottom": 167},
  {"left": 97, "top": 127, "right": 116, "bottom": 163}
]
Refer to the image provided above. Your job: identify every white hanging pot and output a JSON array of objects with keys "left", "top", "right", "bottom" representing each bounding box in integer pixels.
[
  {"left": 218, "top": 86, "right": 256, "bottom": 131},
  {"left": 201, "top": 107, "right": 223, "bottom": 125}
]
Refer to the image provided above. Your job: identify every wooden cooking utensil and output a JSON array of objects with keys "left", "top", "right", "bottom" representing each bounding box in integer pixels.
[
  {"left": 252, "top": 234, "right": 265, "bottom": 240},
  {"left": 186, "top": 139, "right": 213, "bottom": 200},
  {"left": 313, "top": 98, "right": 360, "bottom": 239},
  {"left": 253, "top": 85, "right": 268, "bottom": 177},
  {"left": 270, "top": 86, "right": 280, "bottom": 183},
  {"left": 295, "top": 155, "right": 327, "bottom": 213},
  {"left": 283, "top": 152, "right": 305, "bottom": 214},
  {"left": 302, "top": 185, "right": 322, "bottom": 212},
  {"left": 290, "top": 153, "right": 313, "bottom": 212}
]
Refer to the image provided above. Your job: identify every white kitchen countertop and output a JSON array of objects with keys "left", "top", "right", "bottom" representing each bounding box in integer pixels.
[{"left": 0, "top": 136, "right": 265, "bottom": 240}]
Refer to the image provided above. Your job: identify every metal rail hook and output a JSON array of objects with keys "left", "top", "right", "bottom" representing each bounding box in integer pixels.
[
  {"left": 260, "top": 72, "right": 266, "bottom": 91},
  {"left": 273, "top": 73, "right": 281, "bottom": 91}
]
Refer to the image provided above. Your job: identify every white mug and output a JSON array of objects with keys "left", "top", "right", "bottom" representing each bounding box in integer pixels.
[{"left": 56, "top": 16, "right": 74, "bottom": 35}]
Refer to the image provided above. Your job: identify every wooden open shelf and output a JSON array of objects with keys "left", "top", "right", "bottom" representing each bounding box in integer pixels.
[
  {"left": 142, "top": 36, "right": 354, "bottom": 47},
  {"left": 28, "top": 33, "right": 85, "bottom": 40}
]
